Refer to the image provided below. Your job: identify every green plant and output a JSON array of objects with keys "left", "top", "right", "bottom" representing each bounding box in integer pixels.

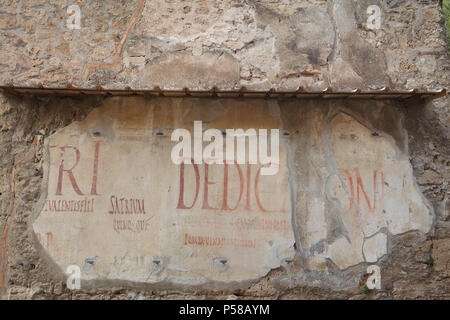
[
  {"left": 425, "top": 256, "right": 434, "bottom": 266},
  {"left": 363, "top": 285, "right": 373, "bottom": 295},
  {"left": 444, "top": 0, "right": 450, "bottom": 50}
]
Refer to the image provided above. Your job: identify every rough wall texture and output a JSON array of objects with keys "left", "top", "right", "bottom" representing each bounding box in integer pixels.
[
  {"left": 0, "top": 0, "right": 448, "bottom": 91},
  {"left": 0, "top": 0, "right": 448, "bottom": 299}
]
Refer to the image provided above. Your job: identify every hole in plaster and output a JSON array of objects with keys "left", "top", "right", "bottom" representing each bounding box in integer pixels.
[
  {"left": 150, "top": 258, "right": 164, "bottom": 275},
  {"left": 281, "top": 258, "right": 294, "bottom": 269},
  {"left": 213, "top": 257, "right": 229, "bottom": 271},
  {"left": 93, "top": 131, "right": 101, "bottom": 137},
  {"left": 83, "top": 256, "right": 99, "bottom": 272}
]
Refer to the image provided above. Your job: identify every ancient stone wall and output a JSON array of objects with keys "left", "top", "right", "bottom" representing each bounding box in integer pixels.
[
  {"left": 0, "top": 0, "right": 448, "bottom": 299},
  {"left": 0, "top": 0, "right": 448, "bottom": 90}
]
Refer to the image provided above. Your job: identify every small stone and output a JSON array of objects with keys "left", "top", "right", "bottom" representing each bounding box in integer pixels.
[
  {"left": 418, "top": 170, "right": 443, "bottom": 185},
  {"left": 432, "top": 240, "right": 450, "bottom": 277},
  {"left": 0, "top": 15, "right": 17, "bottom": 29},
  {"left": 57, "top": 41, "right": 70, "bottom": 56}
]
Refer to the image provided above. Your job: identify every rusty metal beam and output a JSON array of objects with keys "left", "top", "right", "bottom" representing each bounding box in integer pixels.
[{"left": 0, "top": 85, "right": 447, "bottom": 101}]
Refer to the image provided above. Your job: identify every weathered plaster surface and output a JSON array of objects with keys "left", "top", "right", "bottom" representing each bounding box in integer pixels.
[
  {"left": 279, "top": 100, "right": 435, "bottom": 272},
  {"left": 34, "top": 97, "right": 295, "bottom": 283},
  {"left": 31, "top": 97, "right": 433, "bottom": 285}
]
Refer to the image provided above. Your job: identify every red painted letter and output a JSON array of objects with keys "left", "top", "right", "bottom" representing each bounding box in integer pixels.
[
  {"left": 176, "top": 159, "right": 200, "bottom": 210},
  {"left": 55, "top": 146, "right": 84, "bottom": 196}
]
